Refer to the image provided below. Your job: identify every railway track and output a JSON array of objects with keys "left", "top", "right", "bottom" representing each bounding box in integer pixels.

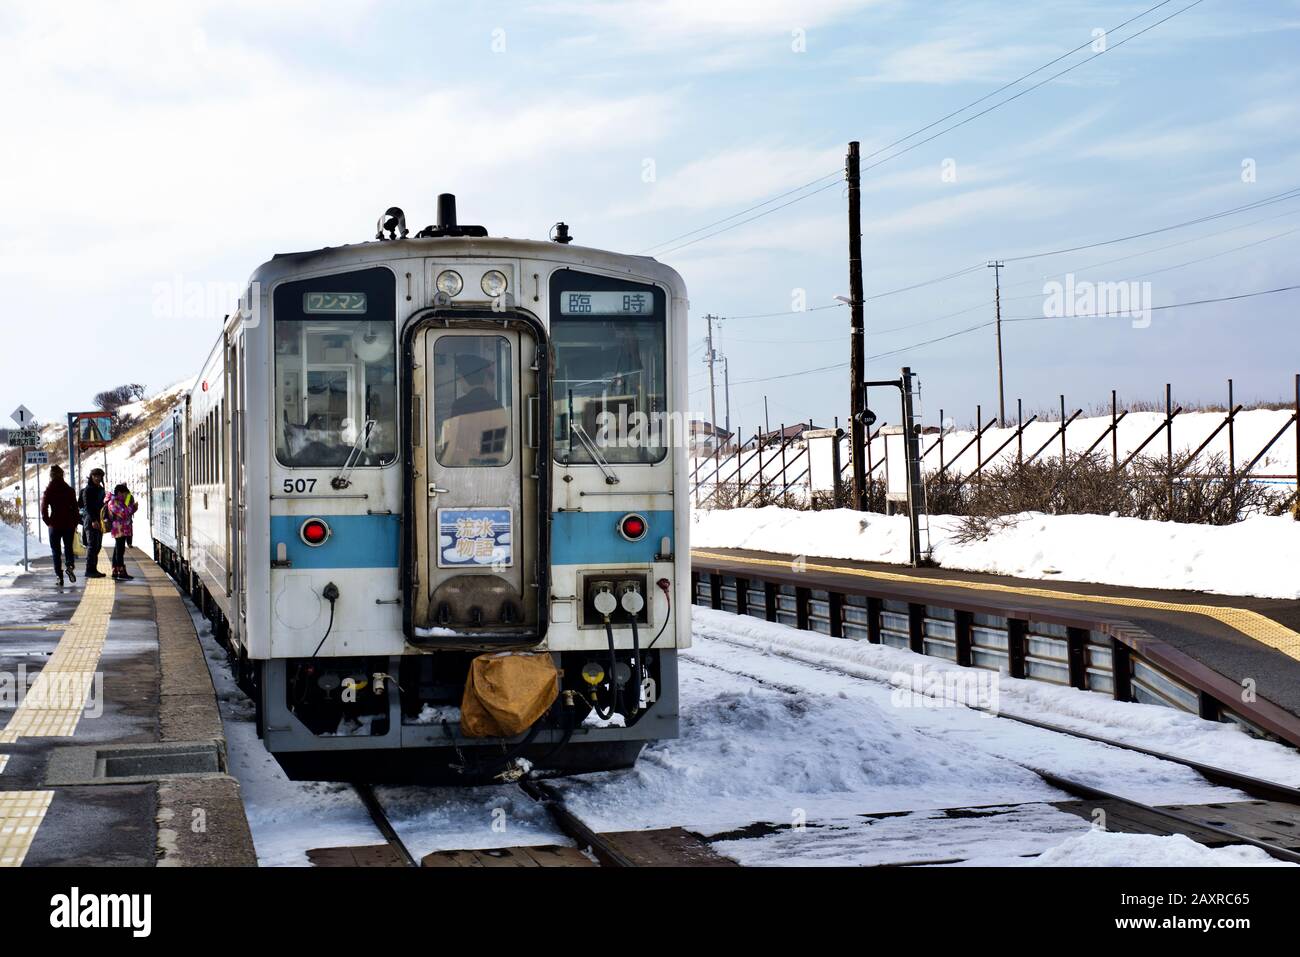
[
  {"left": 352, "top": 779, "right": 637, "bottom": 868},
  {"left": 687, "top": 640, "right": 1300, "bottom": 863}
]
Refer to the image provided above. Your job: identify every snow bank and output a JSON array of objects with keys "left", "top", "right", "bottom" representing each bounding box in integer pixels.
[
  {"left": 692, "top": 506, "right": 1300, "bottom": 600},
  {"left": 0, "top": 522, "right": 27, "bottom": 567},
  {"left": 1031, "top": 829, "right": 1294, "bottom": 867},
  {"left": 691, "top": 607, "right": 1300, "bottom": 786}
]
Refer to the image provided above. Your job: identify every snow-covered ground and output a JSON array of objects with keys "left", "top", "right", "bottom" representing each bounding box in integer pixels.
[
  {"left": 692, "top": 506, "right": 1300, "bottom": 600},
  {"left": 196, "top": 593, "right": 1299, "bottom": 867},
  {"left": 552, "top": 610, "right": 1294, "bottom": 867}
]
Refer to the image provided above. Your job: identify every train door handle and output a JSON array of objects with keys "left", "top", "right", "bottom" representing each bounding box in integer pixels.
[{"left": 428, "top": 484, "right": 450, "bottom": 498}]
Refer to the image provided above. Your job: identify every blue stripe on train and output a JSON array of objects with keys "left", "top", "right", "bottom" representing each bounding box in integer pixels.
[
  {"left": 550, "top": 510, "right": 672, "bottom": 565},
  {"left": 270, "top": 514, "right": 401, "bottom": 569},
  {"left": 268, "top": 509, "right": 673, "bottom": 569}
]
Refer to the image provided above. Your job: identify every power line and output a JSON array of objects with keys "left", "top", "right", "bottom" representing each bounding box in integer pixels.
[
  {"left": 654, "top": 179, "right": 844, "bottom": 257},
  {"left": 855, "top": 0, "right": 1205, "bottom": 181},
  {"left": 1006, "top": 204, "right": 1300, "bottom": 288},
  {"left": 730, "top": 283, "right": 1300, "bottom": 384},
  {"left": 854, "top": 180, "right": 1300, "bottom": 311},
  {"left": 726, "top": 302, "right": 846, "bottom": 321},
  {"left": 873, "top": 213, "right": 1300, "bottom": 336},
  {"left": 644, "top": 0, "right": 1200, "bottom": 258},
  {"left": 1002, "top": 186, "right": 1300, "bottom": 262},
  {"left": 640, "top": 170, "right": 843, "bottom": 255}
]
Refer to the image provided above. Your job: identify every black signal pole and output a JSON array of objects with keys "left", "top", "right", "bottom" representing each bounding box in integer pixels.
[{"left": 847, "top": 141, "right": 866, "bottom": 511}]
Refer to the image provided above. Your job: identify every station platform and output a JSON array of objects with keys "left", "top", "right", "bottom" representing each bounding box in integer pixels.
[
  {"left": 691, "top": 547, "right": 1300, "bottom": 741},
  {"left": 0, "top": 548, "right": 255, "bottom": 867}
]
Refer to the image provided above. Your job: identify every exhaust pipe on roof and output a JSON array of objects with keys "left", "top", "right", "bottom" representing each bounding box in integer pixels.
[{"left": 415, "top": 193, "right": 488, "bottom": 238}]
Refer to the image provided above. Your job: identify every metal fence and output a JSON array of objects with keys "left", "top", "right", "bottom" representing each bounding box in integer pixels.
[{"left": 690, "top": 374, "right": 1300, "bottom": 517}]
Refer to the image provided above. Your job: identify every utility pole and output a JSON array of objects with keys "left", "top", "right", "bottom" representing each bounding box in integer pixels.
[
  {"left": 847, "top": 141, "right": 867, "bottom": 510},
  {"left": 763, "top": 395, "right": 770, "bottom": 437},
  {"left": 988, "top": 260, "right": 1006, "bottom": 427},
  {"left": 722, "top": 355, "right": 731, "bottom": 446},
  {"left": 705, "top": 313, "right": 719, "bottom": 458}
]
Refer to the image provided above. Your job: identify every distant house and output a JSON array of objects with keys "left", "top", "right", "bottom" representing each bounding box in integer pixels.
[
  {"left": 746, "top": 422, "right": 819, "bottom": 449},
  {"left": 689, "top": 420, "right": 733, "bottom": 456}
]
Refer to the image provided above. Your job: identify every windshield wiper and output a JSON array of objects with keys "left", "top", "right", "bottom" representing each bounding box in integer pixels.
[
  {"left": 332, "top": 419, "right": 377, "bottom": 490},
  {"left": 571, "top": 422, "right": 619, "bottom": 485}
]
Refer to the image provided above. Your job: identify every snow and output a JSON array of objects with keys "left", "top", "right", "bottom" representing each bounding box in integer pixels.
[
  {"left": 690, "top": 607, "right": 1300, "bottom": 787},
  {"left": 692, "top": 506, "right": 1300, "bottom": 600},
  {"left": 0, "top": 523, "right": 33, "bottom": 589},
  {"left": 551, "top": 607, "right": 1299, "bottom": 866},
  {"left": 193, "top": 580, "right": 1293, "bottom": 866},
  {"left": 1029, "top": 829, "right": 1295, "bottom": 867}
]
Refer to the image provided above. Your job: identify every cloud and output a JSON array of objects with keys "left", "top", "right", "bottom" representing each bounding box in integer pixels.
[{"left": 858, "top": 34, "right": 1056, "bottom": 85}]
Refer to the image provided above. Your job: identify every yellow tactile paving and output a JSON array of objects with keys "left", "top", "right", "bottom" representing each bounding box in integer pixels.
[
  {"left": 0, "top": 578, "right": 115, "bottom": 744},
  {"left": 0, "top": 790, "right": 54, "bottom": 867},
  {"left": 691, "top": 550, "right": 1300, "bottom": 662}
]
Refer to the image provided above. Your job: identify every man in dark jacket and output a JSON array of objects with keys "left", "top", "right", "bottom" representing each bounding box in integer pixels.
[
  {"left": 79, "top": 468, "right": 107, "bottom": 579},
  {"left": 41, "top": 465, "right": 80, "bottom": 586}
]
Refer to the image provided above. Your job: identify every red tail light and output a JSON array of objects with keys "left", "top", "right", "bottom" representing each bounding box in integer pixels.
[
  {"left": 300, "top": 518, "right": 332, "bottom": 547},
  {"left": 618, "top": 513, "right": 648, "bottom": 542}
]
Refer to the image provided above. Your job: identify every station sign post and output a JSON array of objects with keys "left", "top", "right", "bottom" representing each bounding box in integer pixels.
[{"left": 9, "top": 405, "right": 39, "bottom": 571}]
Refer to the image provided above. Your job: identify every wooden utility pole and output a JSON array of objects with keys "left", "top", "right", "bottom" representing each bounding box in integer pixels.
[
  {"left": 722, "top": 356, "right": 731, "bottom": 444},
  {"left": 705, "top": 313, "right": 719, "bottom": 457},
  {"left": 988, "top": 260, "right": 1006, "bottom": 427},
  {"left": 847, "top": 141, "right": 867, "bottom": 510}
]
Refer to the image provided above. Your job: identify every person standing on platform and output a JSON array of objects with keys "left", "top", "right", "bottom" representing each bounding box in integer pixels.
[
  {"left": 105, "top": 483, "right": 139, "bottom": 581},
  {"left": 40, "top": 465, "right": 80, "bottom": 587},
  {"left": 79, "top": 467, "right": 108, "bottom": 579}
]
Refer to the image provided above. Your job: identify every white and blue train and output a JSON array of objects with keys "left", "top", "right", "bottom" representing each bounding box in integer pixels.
[{"left": 149, "top": 196, "right": 690, "bottom": 782}]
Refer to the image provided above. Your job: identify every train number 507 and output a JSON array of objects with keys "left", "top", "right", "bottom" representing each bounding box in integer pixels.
[{"left": 282, "top": 479, "right": 318, "bottom": 494}]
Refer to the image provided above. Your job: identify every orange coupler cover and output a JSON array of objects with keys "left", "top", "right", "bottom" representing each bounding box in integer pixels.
[{"left": 460, "top": 652, "right": 560, "bottom": 738}]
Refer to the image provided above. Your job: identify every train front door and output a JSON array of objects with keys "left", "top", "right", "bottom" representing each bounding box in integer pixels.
[{"left": 410, "top": 318, "right": 546, "bottom": 642}]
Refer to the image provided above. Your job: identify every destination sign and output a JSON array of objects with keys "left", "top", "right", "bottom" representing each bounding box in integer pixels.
[
  {"left": 559, "top": 290, "right": 654, "bottom": 316},
  {"left": 303, "top": 292, "right": 368, "bottom": 314}
]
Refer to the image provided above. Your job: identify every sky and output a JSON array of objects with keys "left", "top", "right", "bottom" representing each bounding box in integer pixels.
[{"left": 1, "top": 0, "right": 1298, "bottom": 436}]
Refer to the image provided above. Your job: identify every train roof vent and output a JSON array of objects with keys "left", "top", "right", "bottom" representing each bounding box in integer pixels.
[{"left": 415, "top": 193, "right": 488, "bottom": 239}]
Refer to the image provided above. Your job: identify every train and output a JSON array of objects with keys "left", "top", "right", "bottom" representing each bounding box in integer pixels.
[{"left": 148, "top": 195, "right": 690, "bottom": 782}]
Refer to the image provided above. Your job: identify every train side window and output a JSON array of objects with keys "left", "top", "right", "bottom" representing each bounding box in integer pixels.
[{"left": 273, "top": 267, "right": 398, "bottom": 469}]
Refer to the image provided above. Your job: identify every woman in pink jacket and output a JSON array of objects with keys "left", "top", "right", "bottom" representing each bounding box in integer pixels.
[{"left": 105, "top": 483, "right": 139, "bottom": 581}]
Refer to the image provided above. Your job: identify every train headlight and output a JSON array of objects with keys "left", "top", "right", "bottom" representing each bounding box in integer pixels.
[
  {"left": 300, "top": 518, "right": 332, "bottom": 547},
  {"left": 617, "top": 512, "right": 648, "bottom": 542},
  {"left": 435, "top": 270, "right": 463, "bottom": 296},
  {"left": 480, "top": 269, "right": 508, "bottom": 297}
]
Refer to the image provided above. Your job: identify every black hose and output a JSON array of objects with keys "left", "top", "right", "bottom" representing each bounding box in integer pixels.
[
  {"left": 593, "top": 617, "right": 620, "bottom": 720},
  {"left": 647, "top": 584, "right": 672, "bottom": 649},
  {"left": 311, "top": 600, "right": 337, "bottom": 657},
  {"left": 629, "top": 614, "right": 642, "bottom": 715}
]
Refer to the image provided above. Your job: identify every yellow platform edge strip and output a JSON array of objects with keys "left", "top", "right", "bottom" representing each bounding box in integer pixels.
[
  {"left": 691, "top": 550, "right": 1300, "bottom": 662},
  {"left": 0, "top": 578, "right": 115, "bottom": 744},
  {"left": 0, "top": 790, "right": 54, "bottom": 867}
]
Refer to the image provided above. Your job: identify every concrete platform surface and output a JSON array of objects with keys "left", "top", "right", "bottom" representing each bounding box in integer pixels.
[{"left": 0, "top": 549, "right": 256, "bottom": 867}]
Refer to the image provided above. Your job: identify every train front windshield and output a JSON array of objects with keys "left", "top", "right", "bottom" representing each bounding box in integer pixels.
[
  {"left": 273, "top": 268, "right": 399, "bottom": 468},
  {"left": 551, "top": 274, "right": 667, "bottom": 466}
]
